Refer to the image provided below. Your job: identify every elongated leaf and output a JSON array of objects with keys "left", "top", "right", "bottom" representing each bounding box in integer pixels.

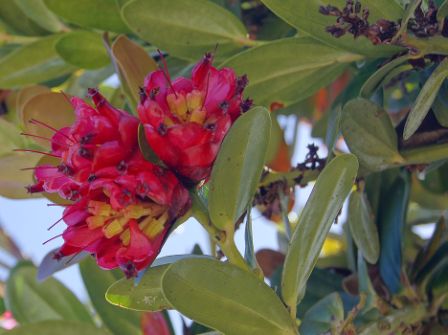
[
  {"left": 404, "top": 58, "right": 448, "bottom": 139},
  {"left": 55, "top": 31, "right": 109, "bottom": 69},
  {"left": 260, "top": 0, "right": 403, "bottom": 57},
  {"left": 0, "top": 0, "right": 49, "bottom": 35},
  {"left": 348, "top": 191, "right": 380, "bottom": 264},
  {"left": 437, "top": 0, "right": 448, "bottom": 28},
  {"left": 300, "top": 293, "right": 344, "bottom": 335},
  {"left": 16, "top": 85, "right": 51, "bottom": 124},
  {"left": 223, "top": 37, "right": 359, "bottom": 106},
  {"left": 121, "top": 0, "right": 250, "bottom": 60},
  {"left": 14, "top": 0, "right": 65, "bottom": 33},
  {"left": 0, "top": 35, "right": 74, "bottom": 88},
  {"left": 44, "top": 0, "right": 130, "bottom": 33},
  {"left": 281, "top": 154, "right": 358, "bottom": 309},
  {"left": 0, "top": 152, "right": 41, "bottom": 199},
  {"left": 162, "top": 258, "right": 297, "bottom": 335},
  {"left": 5, "top": 320, "right": 110, "bottom": 335},
  {"left": 0, "top": 118, "right": 27, "bottom": 157},
  {"left": 38, "top": 249, "right": 88, "bottom": 281},
  {"left": 5, "top": 263, "right": 93, "bottom": 324},
  {"left": 208, "top": 107, "right": 271, "bottom": 231},
  {"left": 378, "top": 170, "right": 410, "bottom": 294},
  {"left": 341, "top": 98, "right": 404, "bottom": 171},
  {"left": 106, "top": 264, "right": 172, "bottom": 312},
  {"left": 244, "top": 206, "right": 257, "bottom": 269},
  {"left": 80, "top": 258, "right": 142, "bottom": 335},
  {"left": 111, "top": 35, "right": 158, "bottom": 108}
]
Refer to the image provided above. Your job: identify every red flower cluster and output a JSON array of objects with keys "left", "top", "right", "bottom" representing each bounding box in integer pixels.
[
  {"left": 29, "top": 90, "right": 190, "bottom": 277},
  {"left": 138, "top": 53, "right": 252, "bottom": 182},
  {"left": 27, "top": 53, "right": 251, "bottom": 276}
]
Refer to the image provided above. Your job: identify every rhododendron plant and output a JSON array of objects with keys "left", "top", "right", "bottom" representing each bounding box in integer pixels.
[{"left": 1, "top": 0, "right": 448, "bottom": 334}]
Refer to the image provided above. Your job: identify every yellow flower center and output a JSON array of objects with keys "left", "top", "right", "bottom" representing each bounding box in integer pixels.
[
  {"left": 86, "top": 200, "right": 169, "bottom": 245},
  {"left": 166, "top": 90, "right": 207, "bottom": 125}
]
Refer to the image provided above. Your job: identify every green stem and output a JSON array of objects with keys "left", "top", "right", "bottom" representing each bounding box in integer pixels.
[
  {"left": 401, "top": 142, "right": 448, "bottom": 165},
  {"left": 191, "top": 192, "right": 250, "bottom": 272}
]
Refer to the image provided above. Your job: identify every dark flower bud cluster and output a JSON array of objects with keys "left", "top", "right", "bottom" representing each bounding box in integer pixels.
[
  {"left": 320, "top": 0, "right": 448, "bottom": 45},
  {"left": 408, "top": 0, "right": 439, "bottom": 37},
  {"left": 319, "top": 0, "right": 398, "bottom": 45}
]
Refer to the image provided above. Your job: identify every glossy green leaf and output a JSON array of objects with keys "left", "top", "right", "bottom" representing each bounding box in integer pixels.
[
  {"left": 208, "top": 107, "right": 271, "bottom": 230},
  {"left": 121, "top": 0, "right": 250, "bottom": 60},
  {"left": 79, "top": 258, "right": 142, "bottom": 335},
  {"left": 0, "top": 0, "right": 49, "bottom": 35},
  {"left": 5, "top": 263, "right": 93, "bottom": 324},
  {"left": 378, "top": 170, "right": 410, "bottom": 294},
  {"left": 0, "top": 35, "right": 74, "bottom": 88},
  {"left": 0, "top": 118, "right": 27, "bottom": 157},
  {"left": 14, "top": 0, "right": 65, "bottom": 33},
  {"left": 111, "top": 35, "right": 158, "bottom": 109},
  {"left": 55, "top": 31, "right": 109, "bottom": 69},
  {"left": 281, "top": 154, "right": 358, "bottom": 309},
  {"left": 66, "top": 65, "right": 115, "bottom": 97},
  {"left": 299, "top": 293, "right": 344, "bottom": 335},
  {"left": 348, "top": 190, "right": 380, "bottom": 264},
  {"left": 404, "top": 58, "right": 448, "bottom": 140},
  {"left": 0, "top": 152, "right": 41, "bottom": 199},
  {"left": 44, "top": 0, "right": 130, "bottom": 33},
  {"left": 260, "top": 0, "right": 403, "bottom": 57},
  {"left": 341, "top": 98, "right": 405, "bottom": 172},
  {"left": 106, "top": 264, "right": 172, "bottom": 312},
  {"left": 162, "top": 258, "right": 297, "bottom": 335},
  {"left": 223, "top": 37, "right": 359, "bottom": 106},
  {"left": 4, "top": 320, "right": 110, "bottom": 335}
]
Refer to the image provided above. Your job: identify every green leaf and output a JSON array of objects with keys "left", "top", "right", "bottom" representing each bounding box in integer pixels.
[
  {"left": 427, "top": 261, "right": 448, "bottom": 297},
  {"left": 138, "top": 124, "right": 162, "bottom": 165},
  {"left": 0, "top": 152, "right": 41, "bottom": 199},
  {"left": 437, "top": 0, "right": 448, "bottom": 28},
  {"left": 21, "top": 92, "right": 75, "bottom": 149},
  {"left": 260, "top": 0, "right": 403, "bottom": 57},
  {"left": 404, "top": 58, "right": 448, "bottom": 139},
  {"left": 341, "top": 98, "right": 405, "bottom": 172},
  {"left": 110, "top": 35, "right": 158, "bottom": 110},
  {"left": 162, "top": 258, "right": 297, "bottom": 335},
  {"left": 4, "top": 320, "right": 110, "bottom": 335},
  {"left": 299, "top": 293, "right": 344, "bottom": 335},
  {"left": 55, "top": 31, "right": 109, "bottom": 69},
  {"left": 44, "top": 0, "right": 130, "bottom": 33},
  {"left": 208, "top": 107, "right": 271, "bottom": 230},
  {"left": 244, "top": 206, "right": 257, "bottom": 269},
  {"left": 281, "top": 154, "right": 358, "bottom": 310},
  {"left": 79, "top": 258, "right": 142, "bottom": 335},
  {"left": 121, "top": 0, "right": 250, "bottom": 60},
  {"left": 5, "top": 263, "right": 93, "bottom": 324},
  {"left": 222, "top": 37, "right": 359, "bottom": 107},
  {"left": 106, "top": 264, "right": 172, "bottom": 312},
  {"left": 0, "top": 118, "right": 27, "bottom": 157},
  {"left": 14, "top": 0, "right": 66, "bottom": 33},
  {"left": 0, "top": 35, "right": 74, "bottom": 88},
  {"left": 378, "top": 170, "right": 410, "bottom": 294},
  {"left": 0, "top": 0, "right": 49, "bottom": 36},
  {"left": 37, "top": 249, "right": 88, "bottom": 281},
  {"left": 401, "top": 143, "right": 448, "bottom": 166},
  {"left": 348, "top": 190, "right": 380, "bottom": 264}
]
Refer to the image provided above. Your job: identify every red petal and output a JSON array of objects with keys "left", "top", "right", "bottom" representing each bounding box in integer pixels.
[{"left": 141, "top": 312, "right": 171, "bottom": 335}]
